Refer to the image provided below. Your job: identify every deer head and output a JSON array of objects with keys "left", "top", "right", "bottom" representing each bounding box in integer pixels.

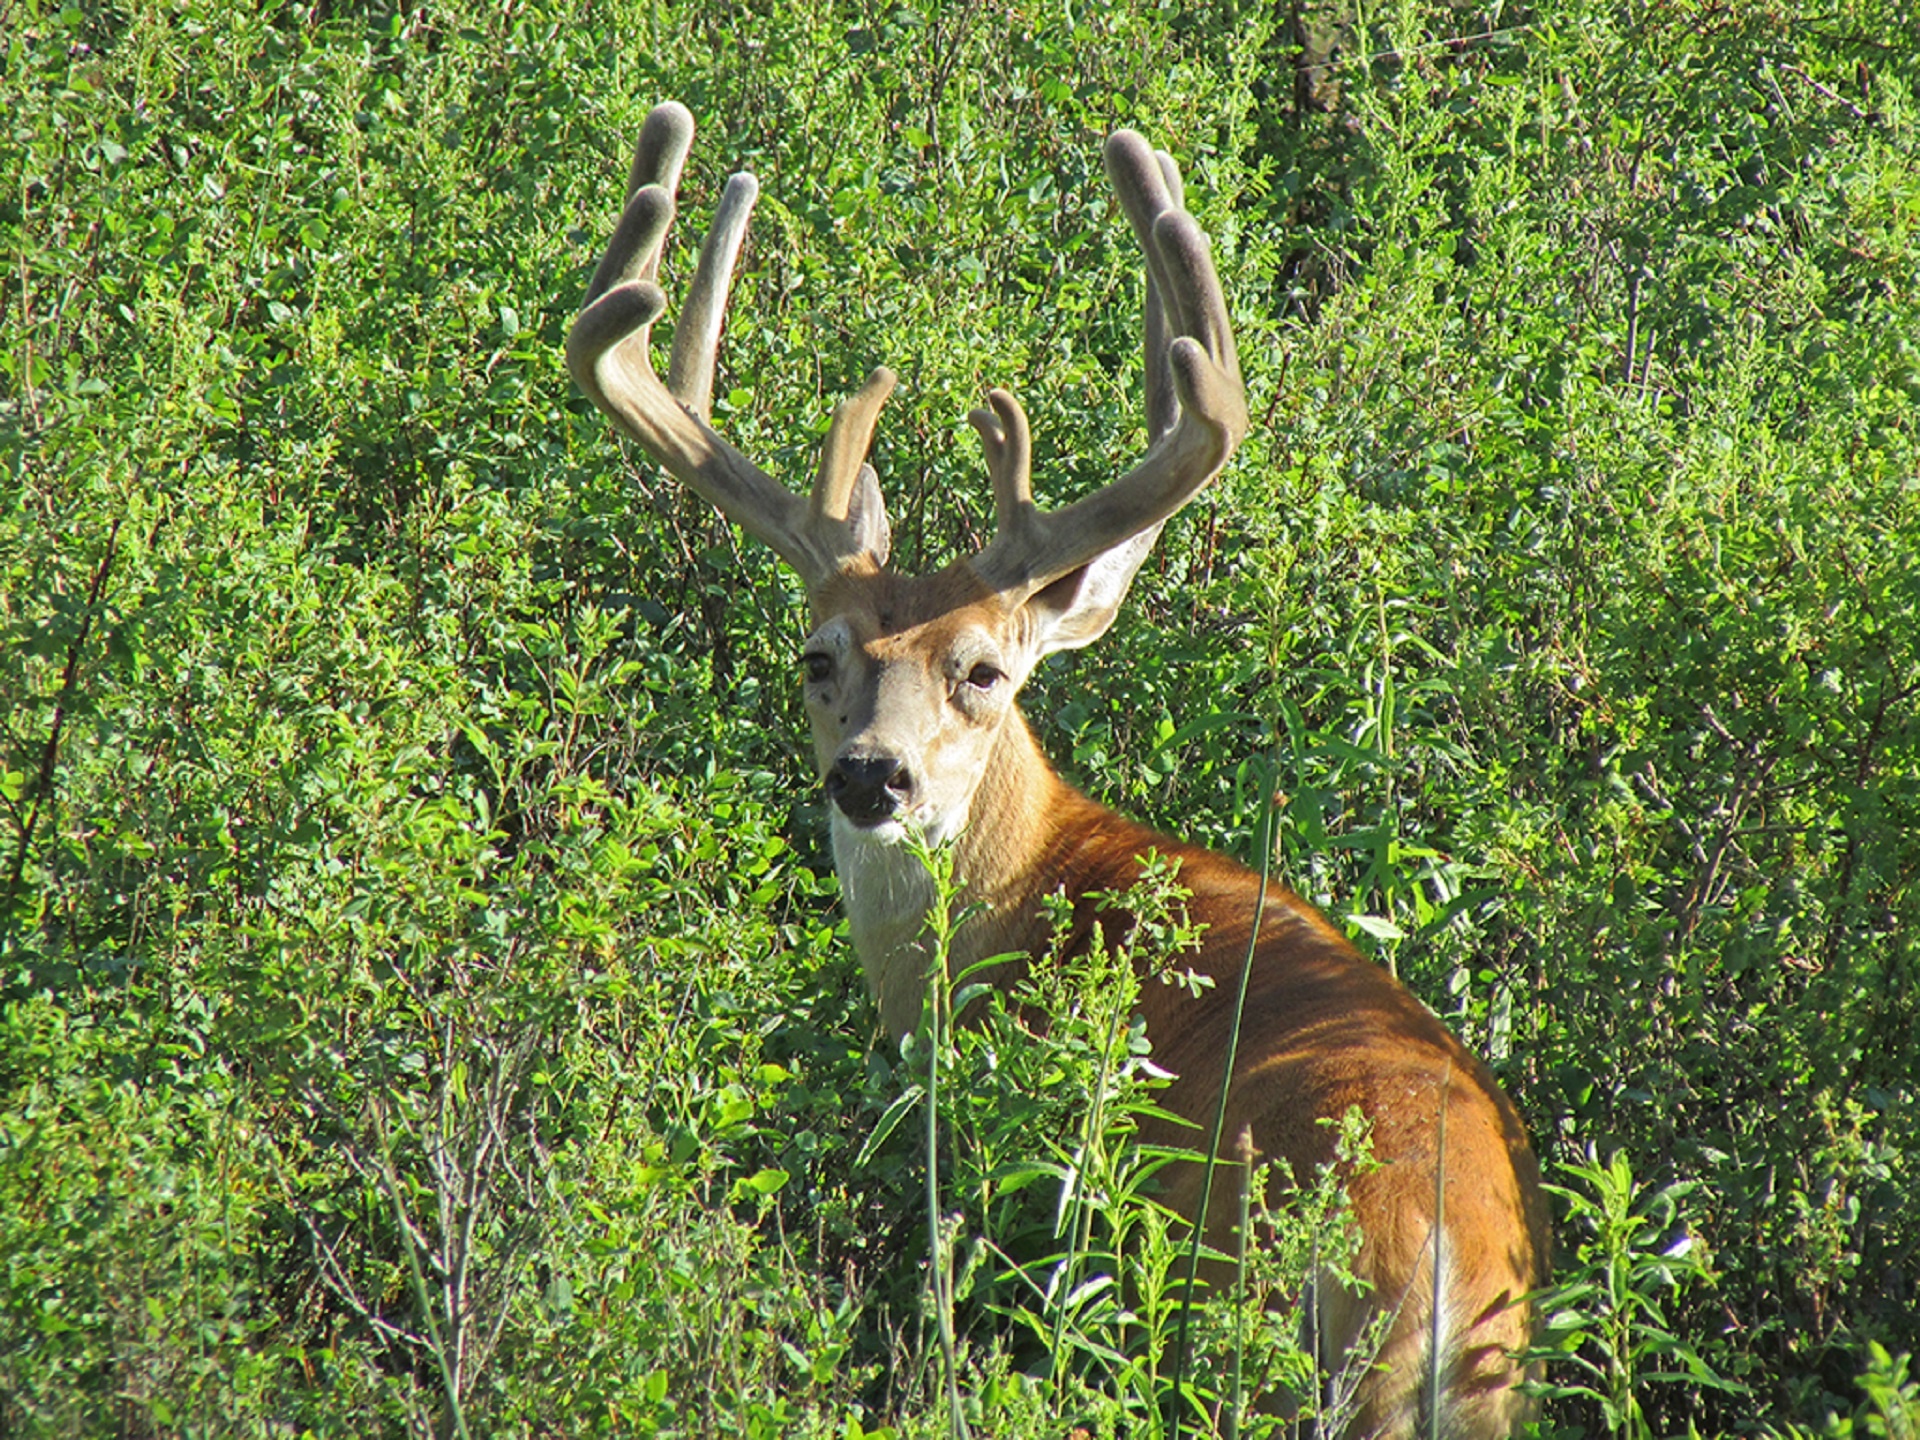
[{"left": 567, "top": 102, "right": 1247, "bottom": 858}]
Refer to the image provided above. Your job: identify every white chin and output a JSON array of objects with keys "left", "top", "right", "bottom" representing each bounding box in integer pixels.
[
  {"left": 829, "top": 809, "right": 965, "bottom": 849},
  {"left": 835, "top": 814, "right": 910, "bottom": 846}
]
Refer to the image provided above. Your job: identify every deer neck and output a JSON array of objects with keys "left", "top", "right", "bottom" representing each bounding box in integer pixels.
[{"left": 830, "top": 709, "right": 1071, "bottom": 1038}]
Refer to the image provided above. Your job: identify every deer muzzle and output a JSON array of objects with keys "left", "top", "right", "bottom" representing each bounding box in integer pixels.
[{"left": 825, "top": 753, "right": 913, "bottom": 826}]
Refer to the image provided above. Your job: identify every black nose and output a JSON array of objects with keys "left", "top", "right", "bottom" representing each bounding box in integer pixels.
[{"left": 826, "top": 754, "right": 912, "bottom": 825}]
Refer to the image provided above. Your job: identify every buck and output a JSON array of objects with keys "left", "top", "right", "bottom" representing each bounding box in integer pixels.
[{"left": 568, "top": 102, "right": 1549, "bottom": 1438}]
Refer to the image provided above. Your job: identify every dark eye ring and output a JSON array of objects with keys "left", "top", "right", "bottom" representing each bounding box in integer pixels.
[
  {"left": 965, "top": 663, "right": 1004, "bottom": 691},
  {"left": 803, "top": 653, "right": 832, "bottom": 682}
]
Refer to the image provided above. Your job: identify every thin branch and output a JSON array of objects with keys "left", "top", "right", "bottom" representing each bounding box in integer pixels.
[
  {"left": 5, "top": 519, "right": 121, "bottom": 915},
  {"left": 297, "top": 1211, "right": 431, "bottom": 1349}
]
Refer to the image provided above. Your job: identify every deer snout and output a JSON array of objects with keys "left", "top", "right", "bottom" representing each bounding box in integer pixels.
[{"left": 826, "top": 753, "right": 912, "bottom": 826}]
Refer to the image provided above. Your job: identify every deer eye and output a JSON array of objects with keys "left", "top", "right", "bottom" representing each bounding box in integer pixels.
[
  {"left": 964, "top": 662, "right": 1004, "bottom": 691},
  {"left": 803, "top": 652, "right": 832, "bottom": 683}
]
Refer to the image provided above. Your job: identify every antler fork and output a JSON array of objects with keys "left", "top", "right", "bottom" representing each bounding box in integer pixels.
[{"left": 566, "top": 102, "right": 891, "bottom": 584}]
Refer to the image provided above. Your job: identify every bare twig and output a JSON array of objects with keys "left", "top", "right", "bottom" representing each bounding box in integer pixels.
[
  {"left": 1781, "top": 61, "right": 1871, "bottom": 120},
  {"left": 370, "top": 1093, "right": 474, "bottom": 1440}
]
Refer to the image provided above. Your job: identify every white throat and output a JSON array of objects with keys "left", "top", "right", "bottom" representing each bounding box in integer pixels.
[{"left": 830, "top": 811, "right": 940, "bottom": 1039}]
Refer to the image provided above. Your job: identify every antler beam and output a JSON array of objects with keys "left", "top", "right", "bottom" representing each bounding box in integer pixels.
[
  {"left": 566, "top": 102, "right": 886, "bottom": 584},
  {"left": 967, "top": 130, "right": 1247, "bottom": 600}
]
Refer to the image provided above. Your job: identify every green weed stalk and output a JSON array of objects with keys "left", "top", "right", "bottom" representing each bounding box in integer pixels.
[
  {"left": 1169, "top": 740, "right": 1282, "bottom": 1440},
  {"left": 909, "top": 832, "right": 972, "bottom": 1440}
]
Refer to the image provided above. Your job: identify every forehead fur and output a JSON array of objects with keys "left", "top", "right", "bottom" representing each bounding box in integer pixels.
[{"left": 808, "top": 557, "right": 1005, "bottom": 637}]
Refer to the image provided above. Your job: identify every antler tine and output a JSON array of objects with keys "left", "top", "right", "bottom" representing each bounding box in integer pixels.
[
  {"left": 812, "top": 367, "right": 898, "bottom": 531},
  {"left": 966, "top": 389, "right": 1036, "bottom": 550},
  {"left": 968, "top": 130, "right": 1247, "bottom": 599},
  {"left": 665, "top": 172, "right": 757, "bottom": 418},
  {"left": 626, "top": 100, "right": 693, "bottom": 215},
  {"left": 1113, "top": 137, "right": 1233, "bottom": 435},
  {"left": 1141, "top": 150, "right": 1187, "bottom": 443},
  {"left": 569, "top": 103, "right": 880, "bottom": 584}
]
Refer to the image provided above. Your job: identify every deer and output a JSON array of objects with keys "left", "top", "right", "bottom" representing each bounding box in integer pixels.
[{"left": 567, "top": 101, "right": 1550, "bottom": 1439}]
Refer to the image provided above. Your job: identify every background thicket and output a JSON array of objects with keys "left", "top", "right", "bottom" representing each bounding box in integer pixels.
[{"left": 4, "top": 0, "right": 1916, "bottom": 1434}]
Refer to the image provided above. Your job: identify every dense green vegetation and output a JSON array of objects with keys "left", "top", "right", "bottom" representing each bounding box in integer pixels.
[{"left": 4, "top": 0, "right": 1917, "bottom": 1433}]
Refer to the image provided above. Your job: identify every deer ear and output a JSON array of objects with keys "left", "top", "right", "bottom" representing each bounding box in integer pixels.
[
  {"left": 1025, "top": 525, "right": 1160, "bottom": 655},
  {"left": 845, "top": 463, "right": 891, "bottom": 566}
]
